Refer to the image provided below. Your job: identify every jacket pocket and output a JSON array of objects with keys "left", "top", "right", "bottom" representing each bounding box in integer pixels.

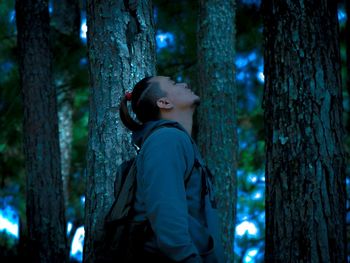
[{"left": 188, "top": 216, "right": 214, "bottom": 255}]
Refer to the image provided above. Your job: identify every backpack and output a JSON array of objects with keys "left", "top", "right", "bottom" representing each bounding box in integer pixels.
[
  {"left": 95, "top": 124, "right": 195, "bottom": 263},
  {"left": 95, "top": 157, "right": 147, "bottom": 263}
]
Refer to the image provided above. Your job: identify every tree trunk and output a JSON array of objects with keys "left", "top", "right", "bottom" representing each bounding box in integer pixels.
[
  {"left": 262, "top": 1, "right": 347, "bottom": 262},
  {"left": 15, "top": 0, "right": 68, "bottom": 262},
  {"left": 197, "top": 0, "right": 237, "bottom": 261},
  {"left": 83, "top": 1, "right": 156, "bottom": 262},
  {"left": 346, "top": 0, "right": 350, "bottom": 132},
  {"left": 345, "top": 3, "right": 350, "bottom": 258},
  {"left": 52, "top": 0, "right": 81, "bottom": 211},
  {"left": 57, "top": 89, "right": 74, "bottom": 208}
]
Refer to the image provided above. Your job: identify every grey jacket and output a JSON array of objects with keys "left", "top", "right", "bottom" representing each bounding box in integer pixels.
[{"left": 132, "top": 120, "right": 225, "bottom": 263}]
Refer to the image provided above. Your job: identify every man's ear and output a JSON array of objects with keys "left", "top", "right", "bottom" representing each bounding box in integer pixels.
[{"left": 156, "top": 97, "right": 173, "bottom": 110}]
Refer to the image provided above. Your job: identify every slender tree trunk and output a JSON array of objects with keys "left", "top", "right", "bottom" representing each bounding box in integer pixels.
[
  {"left": 57, "top": 89, "right": 74, "bottom": 208},
  {"left": 16, "top": 0, "right": 68, "bottom": 262},
  {"left": 262, "top": 1, "right": 347, "bottom": 262},
  {"left": 51, "top": 0, "right": 82, "bottom": 255},
  {"left": 83, "top": 1, "right": 156, "bottom": 262},
  {"left": 197, "top": 0, "right": 237, "bottom": 261},
  {"left": 52, "top": 0, "right": 81, "bottom": 210}
]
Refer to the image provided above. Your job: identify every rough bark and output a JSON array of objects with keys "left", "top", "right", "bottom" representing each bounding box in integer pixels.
[
  {"left": 83, "top": 1, "right": 156, "bottom": 262},
  {"left": 197, "top": 0, "right": 237, "bottom": 261},
  {"left": 345, "top": 2, "right": 350, "bottom": 257},
  {"left": 346, "top": 0, "right": 350, "bottom": 132},
  {"left": 15, "top": 0, "right": 68, "bottom": 262},
  {"left": 262, "top": 1, "right": 347, "bottom": 262}
]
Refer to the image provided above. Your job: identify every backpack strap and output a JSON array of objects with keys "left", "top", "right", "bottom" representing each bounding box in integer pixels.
[{"left": 184, "top": 158, "right": 199, "bottom": 187}]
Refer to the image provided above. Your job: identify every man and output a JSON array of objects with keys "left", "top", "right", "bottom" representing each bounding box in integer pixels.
[{"left": 119, "top": 76, "right": 224, "bottom": 262}]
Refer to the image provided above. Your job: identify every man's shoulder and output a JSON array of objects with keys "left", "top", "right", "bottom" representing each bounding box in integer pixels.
[
  {"left": 141, "top": 126, "right": 194, "bottom": 154},
  {"left": 149, "top": 126, "right": 190, "bottom": 142}
]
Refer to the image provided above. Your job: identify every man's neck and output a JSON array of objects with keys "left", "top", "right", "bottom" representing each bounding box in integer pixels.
[
  {"left": 176, "top": 114, "right": 193, "bottom": 136},
  {"left": 161, "top": 110, "right": 194, "bottom": 136}
]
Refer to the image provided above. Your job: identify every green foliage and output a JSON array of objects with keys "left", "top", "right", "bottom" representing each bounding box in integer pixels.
[
  {"left": 236, "top": 4, "right": 263, "bottom": 52},
  {"left": 71, "top": 78, "right": 89, "bottom": 169},
  {"left": 0, "top": 1, "right": 26, "bottom": 234},
  {"left": 154, "top": 0, "right": 198, "bottom": 81}
]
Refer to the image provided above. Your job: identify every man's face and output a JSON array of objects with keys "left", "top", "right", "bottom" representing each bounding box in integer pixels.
[{"left": 151, "top": 76, "right": 200, "bottom": 109}]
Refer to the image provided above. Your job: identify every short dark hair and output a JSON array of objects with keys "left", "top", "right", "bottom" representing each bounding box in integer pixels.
[{"left": 119, "top": 76, "right": 166, "bottom": 131}]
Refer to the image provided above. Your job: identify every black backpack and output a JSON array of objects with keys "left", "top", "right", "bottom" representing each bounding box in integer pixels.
[{"left": 95, "top": 124, "right": 195, "bottom": 263}]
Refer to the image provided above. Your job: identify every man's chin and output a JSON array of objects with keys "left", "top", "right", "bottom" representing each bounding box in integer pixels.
[{"left": 193, "top": 97, "right": 201, "bottom": 106}]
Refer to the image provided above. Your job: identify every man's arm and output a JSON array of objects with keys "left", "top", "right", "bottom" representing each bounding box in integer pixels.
[{"left": 139, "top": 128, "right": 201, "bottom": 262}]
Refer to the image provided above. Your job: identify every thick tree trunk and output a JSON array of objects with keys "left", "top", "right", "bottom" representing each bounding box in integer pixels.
[
  {"left": 262, "top": 1, "right": 347, "bottom": 262},
  {"left": 15, "top": 0, "right": 68, "bottom": 262},
  {"left": 83, "top": 1, "right": 156, "bottom": 262},
  {"left": 346, "top": 0, "right": 350, "bottom": 132},
  {"left": 345, "top": 2, "right": 350, "bottom": 257},
  {"left": 197, "top": 0, "right": 237, "bottom": 261}
]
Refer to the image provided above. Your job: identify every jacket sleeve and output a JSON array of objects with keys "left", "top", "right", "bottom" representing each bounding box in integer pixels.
[{"left": 138, "top": 127, "right": 201, "bottom": 262}]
